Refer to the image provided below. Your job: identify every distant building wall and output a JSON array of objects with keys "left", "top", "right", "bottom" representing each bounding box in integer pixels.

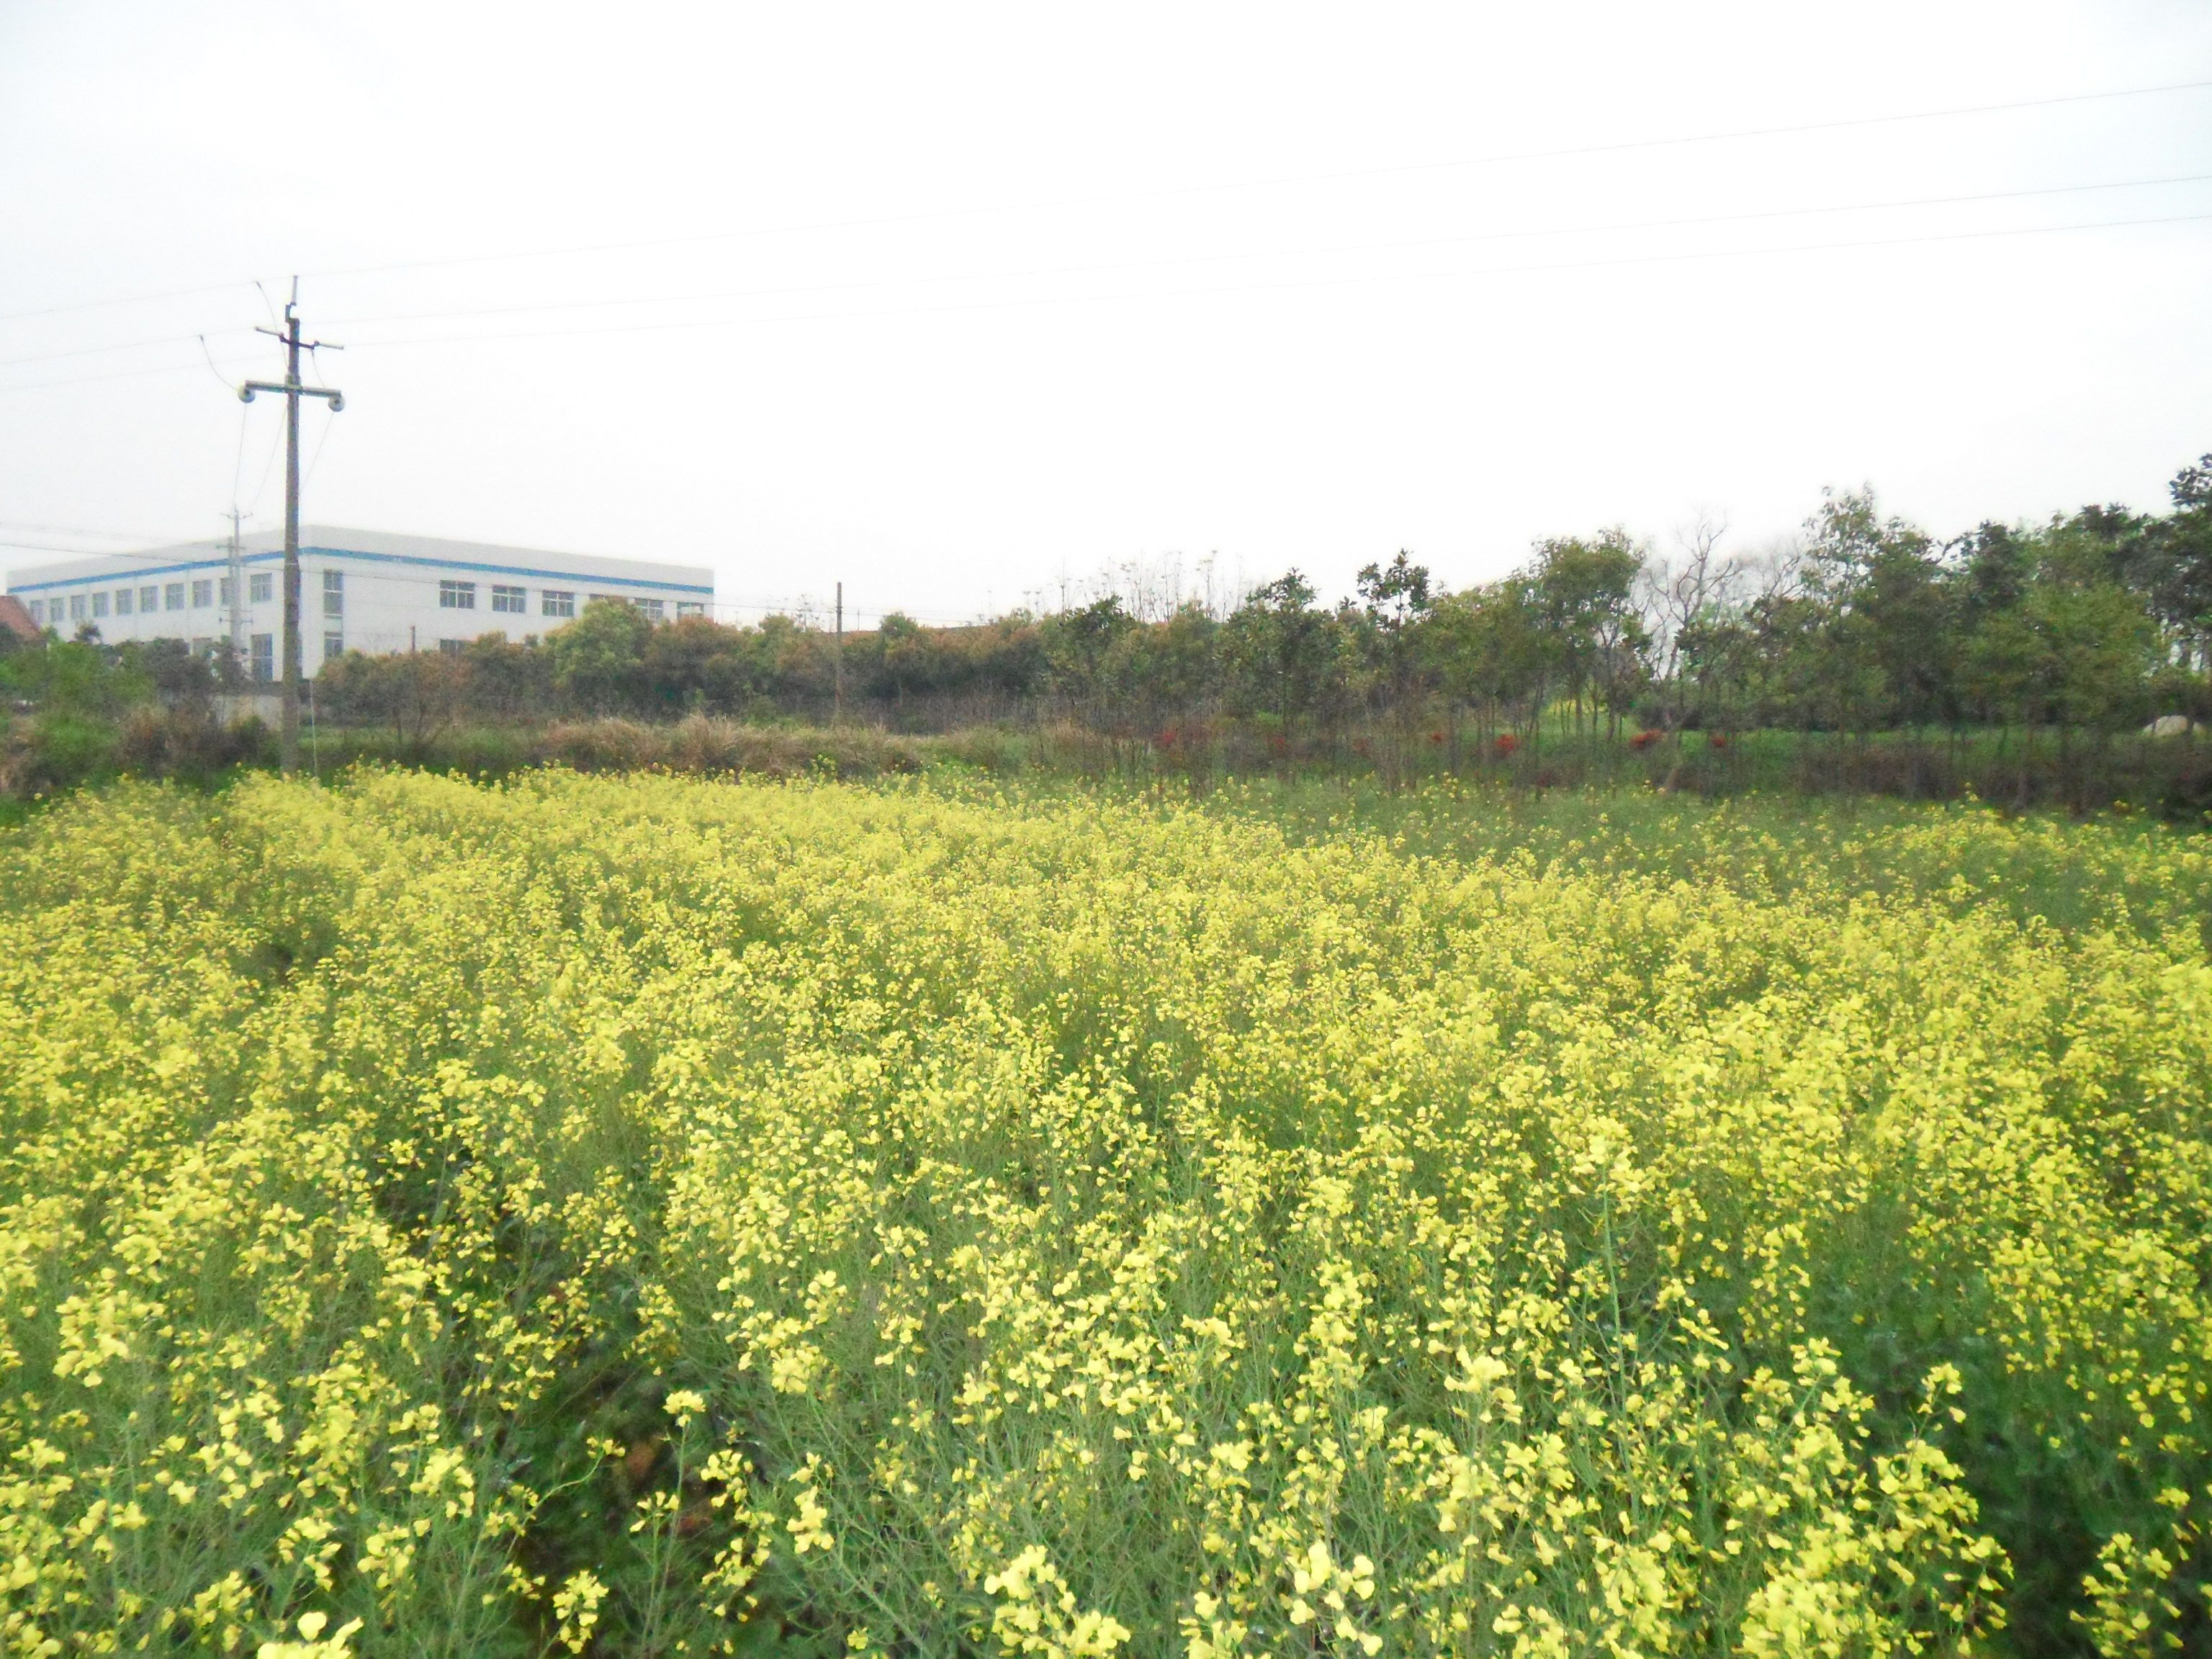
[{"left": 4, "top": 526, "right": 715, "bottom": 676}]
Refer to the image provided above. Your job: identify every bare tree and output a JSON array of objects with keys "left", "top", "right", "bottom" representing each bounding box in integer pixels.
[{"left": 1639, "top": 509, "right": 1743, "bottom": 729}]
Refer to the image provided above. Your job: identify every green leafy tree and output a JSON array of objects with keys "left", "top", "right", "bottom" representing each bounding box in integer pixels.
[
  {"left": 548, "top": 598, "right": 652, "bottom": 714},
  {"left": 1354, "top": 552, "right": 1437, "bottom": 732},
  {"left": 1039, "top": 597, "right": 1136, "bottom": 716},
  {"left": 464, "top": 633, "right": 557, "bottom": 721},
  {"left": 1531, "top": 531, "right": 1646, "bottom": 737},
  {"left": 1799, "top": 490, "right": 1945, "bottom": 733},
  {"left": 1425, "top": 579, "right": 1547, "bottom": 747},
  {"left": 2146, "top": 454, "right": 2212, "bottom": 676},
  {"left": 0, "top": 634, "right": 152, "bottom": 717},
  {"left": 1219, "top": 572, "right": 1345, "bottom": 727},
  {"left": 1106, "top": 602, "right": 1218, "bottom": 727},
  {"left": 315, "top": 647, "right": 470, "bottom": 747},
  {"left": 642, "top": 614, "right": 755, "bottom": 715}
]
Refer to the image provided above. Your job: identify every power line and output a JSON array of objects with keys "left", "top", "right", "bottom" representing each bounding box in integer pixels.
[
  {"left": 22, "top": 168, "right": 2206, "bottom": 374},
  {"left": 245, "top": 412, "right": 285, "bottom": 516},
  {"left": 0, "top": 280, "right": 261, "bottom": 329},
  {"left": 6, "top": 197, "right": 2204, "bottom": 400},
  {"left": 0, "top": 351, "right": 264, "bottom": 397},
  {"left": 328, "top": 208, "right": 2212, "bottom": 356},
  {"left": 0, "top": 325, "right": 260, "bottom": 374},
  {"left": 313, "top": 169, "right": 2212, "bottom": 336},
  {"left": 2, "top": 74, "right": 2207, "bottom": 328},
  {"left": 0, "top": 518, "right": 181, "bottom": 543},
  {"left": 300, "top": 397, "right": 340, "bottom": 490},
  {"left": 294, "top": 76, "right": 2212, "bottom": 285},
  {"left": 5, "top": 203, "right": 2209, "bottom": 402},
  {"left": 228, "top": 399, "right": 251, "bottom": 512}
]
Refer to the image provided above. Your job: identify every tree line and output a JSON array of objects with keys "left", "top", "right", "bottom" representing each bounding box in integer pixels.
[
  {"left": 9, "top": 453, "right": 2208, "bottom": 782},
  {"left": 295, "top": 453, "right": 2211, "bottom": 748}
]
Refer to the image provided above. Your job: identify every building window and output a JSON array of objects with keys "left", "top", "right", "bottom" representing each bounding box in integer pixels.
[
  {"left": 251, "top": 572, "right": 274, "bottom": 604},
  {"left": 439, "top": 638, "right": 465, "bottom": 655},
  {"left": 634, "top": 598, "right": 665, "bottom": 622},
  {"left": 69, "top": 593, "right": 86, "bottom": 621},
  {"left": 490, "top": 583, "right": 526, "bottom": 613},
  {"left": 191, "top": 579, "right": 213, "bottom": 608},
  {"left": 25, "top": 600, "right": 42, "bottom": 625},
  {"left": 323, "top": 631, "right": 344, "bottom": 661},
  {"left": 588, "top": 593, "right": 622, "bottom": 608},
  {"left": 250, "top": 634, "right": 274, "bottom": 682},
  {"left": 138, "top": 586, "right": 158, "bottom": 613},
  {"left": 540, "top": 589, "right": 575, "bottom": 618},
  {"left": 676, "top": 601, "right": 706, "bottom": 619},
  {"left": 322, "top": 570, "right": 343, "bottom": 616},
  {"left": 114, "top": 589, "right": 132, "bottom": 616},
  {"left": 165, "top": 582, "right": 185, "bottom": 611},
  {"left": 439, "top": 580, "right": 475, "bottom": 609},
  {"left": 91, "top": 590, "right": 109, "bottom": 618},
  {"left": 219, "top": 577, "right": 233, "bottom": 606}
]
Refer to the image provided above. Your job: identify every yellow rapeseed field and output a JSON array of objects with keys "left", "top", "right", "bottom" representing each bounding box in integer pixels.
[{"left": 2, "top": 770, "right": 2208, "bottom": 1657}]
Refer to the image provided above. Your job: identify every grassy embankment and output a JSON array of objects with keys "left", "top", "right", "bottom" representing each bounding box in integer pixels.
[{"left": 5, "top": 705, "right": 2210, "bottom": 823}]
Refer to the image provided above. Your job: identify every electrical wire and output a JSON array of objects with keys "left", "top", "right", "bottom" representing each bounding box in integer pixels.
[
  {"left": 229, "top": 402, "right": 250, "bottom": 518},
  {"left": 0, "top": 518, "right": 180, "bottom": 543},
  {"left": 0, "top": 351, "right": 264, "bottom": 396},
  {"left": 2, "top": 73, "right": 2207, "bottom": 328},
  {"left": 299, "top": 398, "right": 338, "bottom": 491},
  {"left": 0, "top": 325, "right": 258, "bottom": 374},
  {"left": 243, "top": 413, "right": 284, "bottom": 518},
  {"left": 12, "top": 166, "right": 2208, "bottom": 372},
  {"left": 4, "top": 199, "right": 2206, "bottom": 398},
  {"left": 312, "top": 169, "right": 2212, "bottom": 336},
  {"left": 295, "top": 76, "right": 2212, "bottom": 285},
  {"left": 327, "top": 207, "right": 2212, "bottom": 357}
]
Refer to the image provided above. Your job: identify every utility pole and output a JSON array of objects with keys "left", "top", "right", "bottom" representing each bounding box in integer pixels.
[
  {"left": 240, "top": 280, "right": 343, "bottom": 775},
  {"left": 834, "top": 580, "right": 844, "bottom": 724},
  {"left": 224, "top": 508, "right": 246, "bottom": 667}
]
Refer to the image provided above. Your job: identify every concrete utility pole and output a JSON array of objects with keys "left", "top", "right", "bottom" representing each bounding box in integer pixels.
[
  {"left": 834, "top": 580, "right": 844, "bottom": 724},
  {"left": 224, "top": 508, "right": 246, "bottom": 665},
  {"left": 240, "top": 281, "right": 342, "bottom": 775}
]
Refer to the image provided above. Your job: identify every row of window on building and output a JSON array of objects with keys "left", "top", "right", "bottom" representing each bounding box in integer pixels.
[
  {"left": 22, "top": 573, "right": 704, "bottom": 635},
  {"left": 433, "top": 580, "right": 703, "bottom": 624},
  {"left": 226, "top": 632, "right": 346, "bottom": 682},
  {"left": 22, "top": 570, "right": 342, "bottom": 630}
]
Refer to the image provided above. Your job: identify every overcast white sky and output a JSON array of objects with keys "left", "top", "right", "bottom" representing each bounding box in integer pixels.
[{"left": 3, "top": 2, "right": 2210, "bottom": 624}]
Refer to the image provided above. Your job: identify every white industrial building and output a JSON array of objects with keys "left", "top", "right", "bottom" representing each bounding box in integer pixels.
[{"left": 4, "top": 526, "right": 715, "bottom": 678}]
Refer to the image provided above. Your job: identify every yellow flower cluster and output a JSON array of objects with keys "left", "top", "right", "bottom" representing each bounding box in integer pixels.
[{"left": 1, "top": 770, "right": 2205, "bottom": 1655}]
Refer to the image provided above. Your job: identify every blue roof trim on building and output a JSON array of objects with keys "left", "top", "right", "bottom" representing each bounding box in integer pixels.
[
  {"left": 9, "top": 543, "right": 713, "bottom": 595},
  {"left": 9, "top": 555, "right": 274, "bottom": 591},
  {"left": 302, "top": 545, "right": 714, "bottom": 594}
]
